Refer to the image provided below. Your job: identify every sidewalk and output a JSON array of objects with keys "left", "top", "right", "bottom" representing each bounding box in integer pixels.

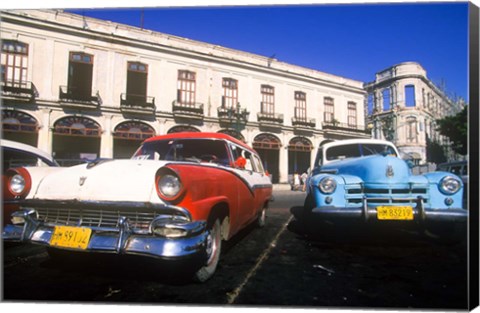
[{"left": 272, "top": 184, "right": 294, "bottom": 191}]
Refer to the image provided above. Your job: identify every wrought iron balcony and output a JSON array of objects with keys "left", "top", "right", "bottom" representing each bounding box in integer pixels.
[
  {"left": 172, "top": 100, "right": 204, "bottom": 119},
  {"left": 218, "top": 103, "right": 250, "bottom": 122},
  {"left": 59, "top": 86, "right": 101, "bottom": 108},
  {"left": 120, "top": 93, "right": 156, "bottom": 114},
  {"left": 257, "top": 112, "right": 284, "bottom": 127},
  {"left": 322, "top": 121, "right": 367, "bottom": 134},
  {"left": 292, "top": 117, "right": 316, "bottom": 128},
  {"left": 1, "top": 80, "right": 38, "bottom": 100}
]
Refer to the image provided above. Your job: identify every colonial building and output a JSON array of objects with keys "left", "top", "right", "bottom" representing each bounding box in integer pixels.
[
  {"left": 1, "top": 9, "right": 370, "bottom": 183},
  {"left": 364, "top": 62, "right": 465, "bottom": 165}
]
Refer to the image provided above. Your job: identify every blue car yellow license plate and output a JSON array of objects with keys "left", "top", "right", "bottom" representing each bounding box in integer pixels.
[{"left": 377, "top": 206, "right": 414, "bottom": 220}]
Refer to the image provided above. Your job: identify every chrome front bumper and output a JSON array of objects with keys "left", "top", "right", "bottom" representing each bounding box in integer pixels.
[
  {"left": 3, "top": 208, "right": 209, "bottom": 261},
  {"left": 309, "top": 197, "right": 468, "bottom": 223}
]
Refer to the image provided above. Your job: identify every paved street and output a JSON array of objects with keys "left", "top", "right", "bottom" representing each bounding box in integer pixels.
[{"left": 2, "top": 188, "right": 468, "bottom": 310}]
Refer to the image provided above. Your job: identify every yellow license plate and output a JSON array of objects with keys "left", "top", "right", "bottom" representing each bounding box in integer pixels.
[
  {"left": 50, "top": 226, "right": 92, "bottom": 250},
  {"left": 377, "top": 206, "right": 414, "bottom": 220}
]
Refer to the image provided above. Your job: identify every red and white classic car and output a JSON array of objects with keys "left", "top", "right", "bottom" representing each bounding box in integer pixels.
[{"left": 3, "top": 132, "right": 273, "bottom": 281}]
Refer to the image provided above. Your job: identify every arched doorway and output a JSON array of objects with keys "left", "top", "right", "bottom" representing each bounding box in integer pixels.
[
  {"left": 1, "top": 110, "right": 39, "bottom": 146},
  {"left": 253, "top": 133, "right": 281, "bottom": 183},
  {"left": 217, "top": 129, "right": 245, "bottom": 142},
  {"left": 52, "top": 116, "right": 101, "bottom": 166},
  {"left": 113, "top": 121, "right": 155, "bottom": 158},
  {"left": 167, "top": 125, "right": 200, "bottom": 133},
  {"left": 288, "top": 137, "right": 313, "bottom": 175}
]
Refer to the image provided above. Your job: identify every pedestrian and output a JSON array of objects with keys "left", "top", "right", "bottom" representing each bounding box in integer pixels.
[
  {"left": 293, "top": 172, "right": 300, "bottom": 191},
  {"left": 301, "top": 171, "right": 308, "bottom": 192}
]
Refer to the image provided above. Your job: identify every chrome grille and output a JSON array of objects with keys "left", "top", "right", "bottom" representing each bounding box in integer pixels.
[
  {"left": 345, "top": 184, "right": 429, "bottom": 207},
  {"left": 36, "top": 207, "right": 159, "bottom": 231}
]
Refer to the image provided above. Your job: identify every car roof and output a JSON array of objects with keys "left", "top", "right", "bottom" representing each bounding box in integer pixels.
[
  {"left": 144, "top": 132, "right": 256, "bottom": 153},
  {"left": 320, "top": 138, "right": 397, "bottom": 149},
  {"left": 1, "top": 139, "right": 58, "bottom": 165}
]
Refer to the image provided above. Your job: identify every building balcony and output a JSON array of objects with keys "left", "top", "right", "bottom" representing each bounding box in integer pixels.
[
  {"left": 120, "top": 93, "right": 156, "bottom": 115},
  {"left": 218, "top": 104, "right": 250, "bottom": 123},
  {"left": 1, "top": 80, "right": 38, "bottom": 101},
  {"left": 257, "top": 112, "right": 284, "bottom": 128},
  {"left": 322, "top": 121, "right": 368, "bottom": 134},
  {"left": 59, "top": 86, "right": 101, "bottom": 109},
  {"left": 172, "top": 100, "right": 204, "bottom": 119},
  {"left": 292, "top": 117, "right": 316, "bottom": 129}
]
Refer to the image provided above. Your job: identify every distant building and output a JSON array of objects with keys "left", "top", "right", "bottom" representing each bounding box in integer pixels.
[
  {"left": 364, "top": 62, "right": 465, "bottom": 165},
  {"left": 1, "top": 9, "right": 369, "bottom": 184}
]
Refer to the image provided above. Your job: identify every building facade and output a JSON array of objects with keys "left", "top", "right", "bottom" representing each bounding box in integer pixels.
[
  {"left": 1, "top": 9, "right": 370, "bottom": 184},
  {"left": 364, "top": 62, "right": 465, "bottom": 165}
]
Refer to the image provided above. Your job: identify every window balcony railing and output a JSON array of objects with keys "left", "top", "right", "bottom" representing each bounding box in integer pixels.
[
  {"left": 1, "top": 80, "right": 39, "bottom": 100},
  {"left": 120, "top": 93, "right": 156, "bottom": 114},
  {"left": 257, "top": 112, "right": 284, "bottom": 126},
  {"left": 218, "top": 103, "right": 250, "bottom": 122},
  {"left": 172, "top": 100, "right": 204, "bottom": 119},
  {"left": 292, "top": 117, "right": 316, "bottom": 128},
  {"left": 322, "top": 121, "right": 367, "bottom": 133},
  {"left": 59, "top": 86, "right": 101, "bottom": 108}
]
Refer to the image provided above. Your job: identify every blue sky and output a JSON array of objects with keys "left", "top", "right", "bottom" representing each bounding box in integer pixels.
[{"left": 67, "top": 2, "right": 470, "bottom": 101}]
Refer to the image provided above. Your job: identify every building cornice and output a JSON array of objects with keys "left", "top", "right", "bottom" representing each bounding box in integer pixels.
[{"left": 1, "top": 9, "right": 365, "bottom": 96}]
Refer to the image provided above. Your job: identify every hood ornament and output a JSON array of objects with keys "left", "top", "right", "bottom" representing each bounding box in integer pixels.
[
  {"left": 386, "top": 165, "right": 394, "bottom": 178},
  {"left": 79, "top": 176, "right": 87, "bottom": 186}
]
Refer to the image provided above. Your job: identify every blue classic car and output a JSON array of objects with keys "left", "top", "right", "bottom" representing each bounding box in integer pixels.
[{"left": 292, "top": 139, "right": 467, "bottom": 241}]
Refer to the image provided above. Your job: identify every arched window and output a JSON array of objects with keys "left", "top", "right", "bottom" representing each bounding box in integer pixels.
[
  {"left": 167, "top": 125, "right": 200, "bottom": 133},
  {"left": 288, "top": 137, "right": 313, "bottom": 152},
  {"left": 113, "top": 121, "right": 155, "bottom": 140},
  {"left": 2, "top": 110, "right": 38, "bottom": 133},
  {"left": 217, "top": 129, "right": 245, "bottom": 142},
  {"left": 253, "top": 133, "right": 281, "bottom": 150},
  {"left": 54, "top": 116, "right": 101, "bottom": 137}
]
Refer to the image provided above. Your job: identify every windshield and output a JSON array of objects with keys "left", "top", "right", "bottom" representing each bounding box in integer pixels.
[
  {"left": 326, "top": 143, "right": 397, "bottom": 162},
  {"left": 132, "top": 139, "right": 231, "bottom": 165}
]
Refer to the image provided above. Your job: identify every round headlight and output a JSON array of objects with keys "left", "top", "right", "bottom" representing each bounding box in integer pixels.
[
  {"left": 318, "top": 177, "right": 337, "bottom": 194},
  {"left": 10, "top": 174, "right": 26, "bottom": 195},
  {"left": 439, "top": 176, "right": 461, "bottom": 195},
  {"left": 158, "top": 174, "right": 182, "bottom": 198}
]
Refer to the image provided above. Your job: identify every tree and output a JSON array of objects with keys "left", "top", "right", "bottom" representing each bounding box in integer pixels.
[{"left": 436, "top": 106, "right": 468, "bottom": 156}]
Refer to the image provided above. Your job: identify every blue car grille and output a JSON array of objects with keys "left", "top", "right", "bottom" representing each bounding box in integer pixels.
[{"left": 345, "top": 185, "right": 429, "bottom": 207}]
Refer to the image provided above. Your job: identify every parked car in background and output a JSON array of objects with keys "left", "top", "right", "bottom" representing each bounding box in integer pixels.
[
  {"left": 2, "top": 133, "right": 273, "bottom": 281},
  {"left": 2, "top": 140, "right": 59, "bottom": 226},
  {"left": 2, "top": 139, "right": 58, "bottom": 169},
  {"left": 292, "top": 139, "right": 467, "bottom": 242}
]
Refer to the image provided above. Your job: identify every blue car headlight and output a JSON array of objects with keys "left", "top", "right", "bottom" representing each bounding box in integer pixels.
[
  {"left": 439, "top": 176, "right": 461, "bottom": 195},
  {"left": 318, "top": 176, "right": 337, "bottom": 194}
]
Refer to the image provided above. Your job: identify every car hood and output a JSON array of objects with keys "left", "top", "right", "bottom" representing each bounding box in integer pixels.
[
  {"left": 321, "top": 155, "right": 427, "bottom": 184},
  {"left": 30, "top": 159, "right": 169, "bottom": 203}
]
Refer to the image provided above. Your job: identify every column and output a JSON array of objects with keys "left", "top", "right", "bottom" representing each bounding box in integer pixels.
[
  {"left": 37, "top": 109, "right": 53, "bottom": 154},
  {"left": 100, "top": 115, "right": 113, "bottom": 158},
  {"left": 278, "top": 143, "right": 288, "bottom": 184}
]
